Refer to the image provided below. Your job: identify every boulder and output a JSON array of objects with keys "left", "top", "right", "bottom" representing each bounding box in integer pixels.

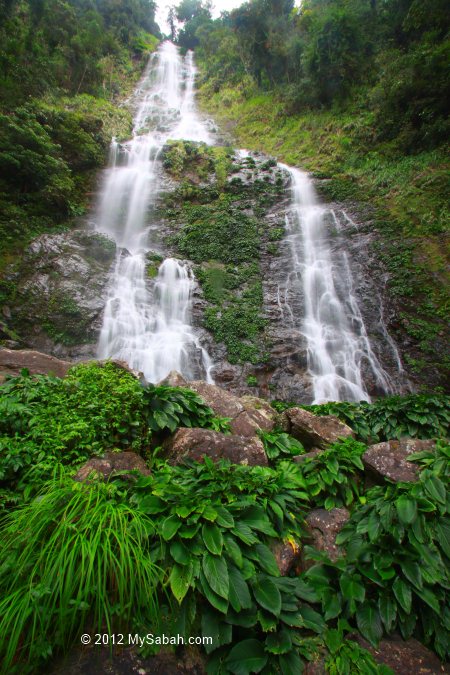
[
  {"left": 157, "top": 370, "right": 189, "bottom": 387},
  {"left": 281, "top": 407, "right": 354, "bottom": 449},
  {"left": 362, "top": 438, "right": 436, "bottom": 483},
  {"left": 302, "top": 508, "right": 350, "bottom": 569},
  {"left": 272, "top": 539, "right": 302, "bottom": 576},
  {"left": 353, "top": 635, "right": 448, "bottom": 674},
  {"left": 0, "top": 348, "right": 71, "bottom": 379},
  {"left": 187, "top": 381, "right": 275, "bottom": 437},
  {"left": 74, "top": 451, "right": 150, "bottom": 482},
  {"left": 163, "top": 427, "right": 268, "bottom": 466}
]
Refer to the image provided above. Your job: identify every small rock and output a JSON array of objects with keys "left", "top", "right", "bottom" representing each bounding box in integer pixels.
[
  {"left": 157, "top": 370, "right": 189, "bottom": 387},
  {"left": 0, "top": 348, "right": 72, "bottom": 378},
  {"left": 302, "top": 508, "right": 350, "bottom": 569},
  {"left": 293, "top": 448, "right": 322, "bottom": 464},
  {"left": 281, "top": 407, "right": 354, "bottom": 449},
  {"left": 362, "top": 438, "right": 436, "bottom": 483},
  {"left": 272, "top": 539, "right": 301, "bottom": 576},
  {"left": 163, "top": 428, "right": 268, "bottom": 466},
  {"left": 74, "top": 451, "right": 150, "bottom": 482},
  {"left": 353, "top": 635, "right": 448, "bottom": 674}
]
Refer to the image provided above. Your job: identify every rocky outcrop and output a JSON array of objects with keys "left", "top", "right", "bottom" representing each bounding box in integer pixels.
[
  {"left": 0, "top": 349, "right": 144, "bottom": 382},
  {"left": 281, "top": 407, "right": 354, "bottom": 449},
  {"left": 163, "top": 427, "right": 268, "bottom": 466},
  {"left": 362, "top": 438, "right": 436, "bottom": 483},
  {"left": 0, "top": 348, "right": 71, "bottom": 379},
  {"left": 74, "top": 451, "right": 151, "bottom": 482},
  {"left": 353, "top": 635, "right": 448, "bottom": 674},
  {"left": 7, "top": 229, "right": 116, "bottom": 359},
  {"left": 302, "top": 508, "right": 350, "bottom": 568},
  {"left": 186, "top": 381, "right": 276, "bottom": 437}
]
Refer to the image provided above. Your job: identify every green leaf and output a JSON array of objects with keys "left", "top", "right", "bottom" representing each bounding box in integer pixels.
[
  {"left": 226, "top": 639, "right": 268, "bottom": 675},
  {"left": 436, "top": 521, "right": 450, "bottom": 558},
  {"left": 232, "top": 522, "right": 259, "bottom": 545},
  {"left": 170, "top": 540, "right": 192, "bottom": 565},
  {"left": 265, "top": 629, "right": 292, "bottom": 655},
  {"left": 423, "top": 476, "right": 446, "bottom": 504},
  {"left": 170, "top": 563, "right": 194, "bottom": 603},
  {"left": 202, "top": 552, "right": 229, "bottom": 600},
  {"left": 340, "top": 574, "right": 365, "bottom": 603},
  {"left": 224, "top": 534, "right": 243, "bottom": 568},
  {"left": 392, "top": 578, "right": 412, "bottom": 613},
  {"left": 396, "top": 495, "right": 417, "bottom": 524},
  {"left": 161, "top": 515, "right": 182, "bottom": 541},
  {"left": 414, "top": 586, "right": 440, "bottom": 613},
  {"left": 202, "top": 504, "right": 218, "bottom": 521},
  {"left": 379, "top": 594, "right": 397, "bottom": 632},
  {"left": 402, "top": 560, "right": 423, "bottom": 589},
  {"left": 199, "top": 569, "right": 228, "bottom": 614},
  {"left": 279, "top": 651, "right": 303, "bottom": 675},
  {"left": 324, "top": 628, "right": 343, "bottom": 655},
  {"left": 297, "top": 604, "right": 326, "bottom": 633},
  {"left": 250, "top": 543, "right": 280, "bottom": 577},
  {"left": 228, "top": 565, "right": 252, "bottom": 612},
  {"left": 356, "top": 603, "right": 383, "bottom": 647},
  {"left": 215, "top": 506, "right": 235, "bottom": 528},
  {"left": 252, "top": 576, "right": 282, "bottom": 616},
  {"left": 202, "top": 522, "right": 223, "bottom": 555}
]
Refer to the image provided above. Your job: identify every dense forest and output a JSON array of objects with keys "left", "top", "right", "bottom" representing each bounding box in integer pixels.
[{"left": 0, "top": 0, "right": 449, "bottom": 674}]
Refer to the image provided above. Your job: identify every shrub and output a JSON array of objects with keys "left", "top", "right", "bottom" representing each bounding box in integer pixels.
[
  {"left": 304, "top": 442, "right": 450, "bottom": 659},
  {"left": 0, "top": 475, "right": 161, "bottom": 673}
]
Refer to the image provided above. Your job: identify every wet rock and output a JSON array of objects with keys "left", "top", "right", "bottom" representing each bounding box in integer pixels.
[
  {"left": 353, "top": 635, "right": 448, "bottom": 674},
  {"left": 272, "top": 539, "right": 301, "bottom": 576},
  {"left": 362, "top": 438, "right": 436, "bottom": 483},
  {"left": 10, "top": 229, "right": 116, "bottom": 358},
  {"left": 0, "top": 348, "right": 72, "bottom": 378},
  {"left": 157, "top": 370, "right": 189, "bottom": 387},
  {"left": 74, "top": 451, "right": 150, "bottom": 482},
  {"left": 163, "top": 428, "right": 268, "bottom": 466},
  {"left": 281, "top": 408, "right": 354, "bottom": 449},
  {"left": 303, "top": 508, "right": 350, "bottom": 568},
  {"left": 303, "top": 658, "right": 327, "bottom": 675},
  {"left": 187, "top": 381, "right": 244, "bottom": 418}
]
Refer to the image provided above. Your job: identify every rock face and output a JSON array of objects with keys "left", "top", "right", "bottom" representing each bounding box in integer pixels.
[
  {"left": 303, "top": 508, "right": 350, "bottom": 568},
  {"left": 362, "top": 438, "right": 436, "bottom": 483},
  {"left": 74, "top": 451, "right": 150, "bottom": 482},
  {"left": 187, "top": 381, "right": 276, "bottom": 437},
  {"left": 354, "top": 635, "right": 448, "bottom": 674},
  {"left": 0, "top": 348, "right": 71, "bottom": 379},
  {"left": 163, "top": 427, "right": 268, "bottom": 466},
  {"left": 281, "top": 407, "right": 354, "bottom": 449},
  {"left": 7, "top": 229, "right": 116, "bottom": 359}
]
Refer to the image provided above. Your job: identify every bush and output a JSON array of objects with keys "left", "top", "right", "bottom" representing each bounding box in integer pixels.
[
  {"left": 304, "top": 442, "right": 450, "bottom": 659},
  {"left": 0, "top": 475, "right": 161, "bottom": 673}
]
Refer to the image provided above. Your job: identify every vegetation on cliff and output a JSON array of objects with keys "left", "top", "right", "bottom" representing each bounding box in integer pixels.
[
  {"left": 0, "top": 0, "right": 160, "bottom": 310},
  {"left": 174, "top": 0, "right": 449, "bottom": 387}
]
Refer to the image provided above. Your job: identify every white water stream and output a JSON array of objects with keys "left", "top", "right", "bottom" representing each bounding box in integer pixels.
[
  {"left": 94, "top": 41, "right": 400, "bottom": 400},
  {"left": 280, "top": 165, "right": 396, "bottom": 403},
  {"left": 95, "top": 42, "right": 214, "bottom": 382}
]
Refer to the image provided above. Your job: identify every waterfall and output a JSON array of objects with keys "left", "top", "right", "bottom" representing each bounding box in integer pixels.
[
  {"left": 95, "top": 42, "right": 214, "bottom": 383},
  {"left": 279, "top": 164, "right": 397, "bottom": 403}
]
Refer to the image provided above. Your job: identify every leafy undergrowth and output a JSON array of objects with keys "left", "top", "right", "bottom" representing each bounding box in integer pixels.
[
  {"left": 0, "top": 364, "right": 448, "bottom": 673},
  {"left": 272, "top": 393, "right": 450, "bottom": 443}
]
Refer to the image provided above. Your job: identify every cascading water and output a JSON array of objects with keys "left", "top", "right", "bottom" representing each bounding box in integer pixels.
[
  {"left": 279, "top": 164, "right": 397, "bottom": 403},
  {"left": 95, "top": 42, "right": 214, "bottom": 382}
]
